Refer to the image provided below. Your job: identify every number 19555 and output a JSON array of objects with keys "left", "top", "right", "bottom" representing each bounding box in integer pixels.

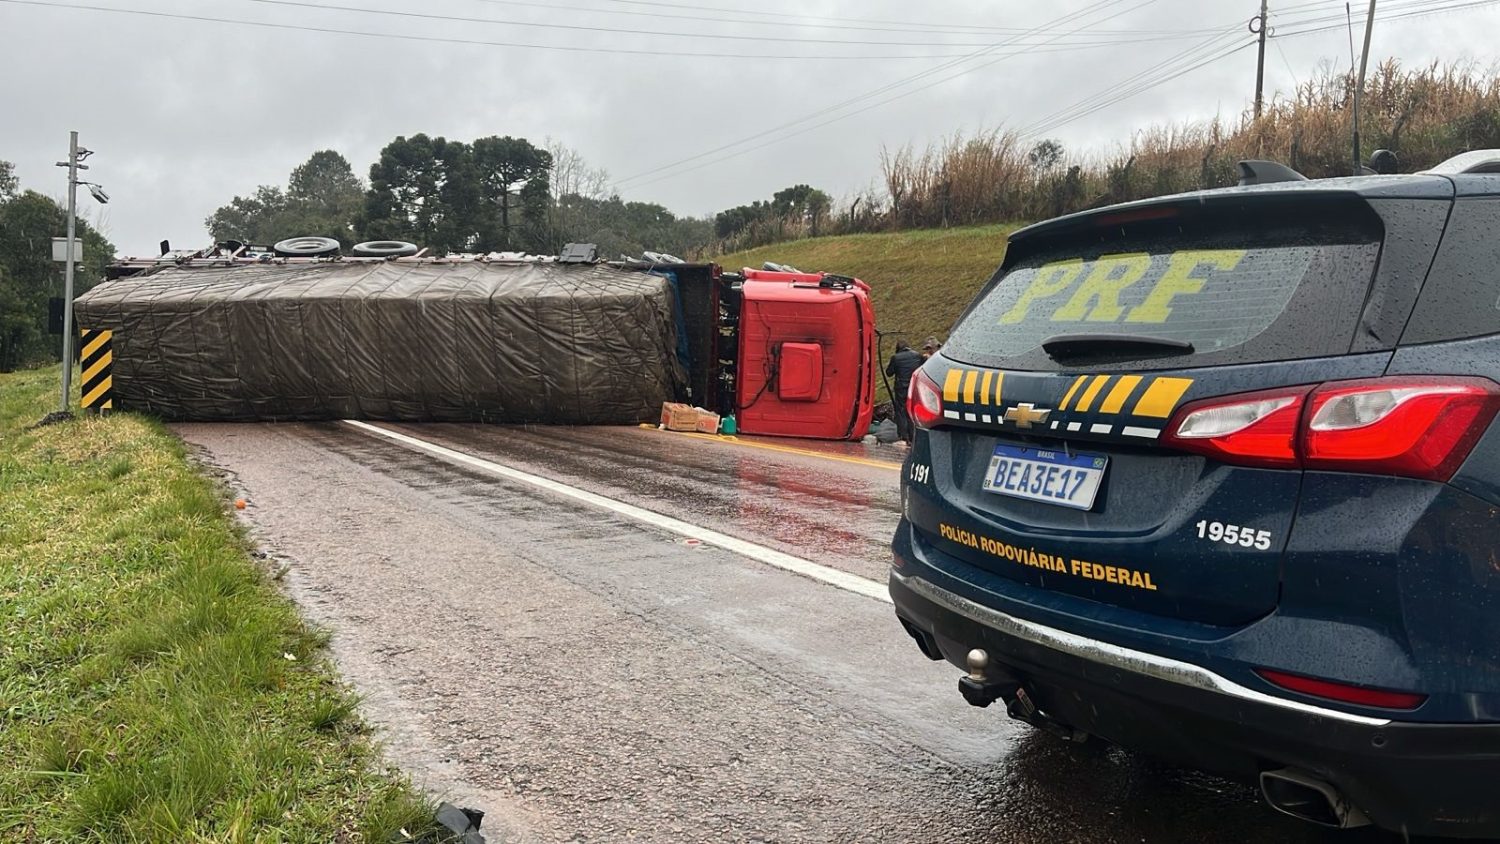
[{"left": 1196, "top": 520, "right": 1272, "bottom": 551}]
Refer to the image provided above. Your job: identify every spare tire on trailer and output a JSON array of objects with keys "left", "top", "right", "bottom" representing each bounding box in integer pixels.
[
  {"left": 273, "top": 236, "right": 342, "bottom": 258},
  {"left": 352, "top": 240, "right": 420, "bottom": 258}
]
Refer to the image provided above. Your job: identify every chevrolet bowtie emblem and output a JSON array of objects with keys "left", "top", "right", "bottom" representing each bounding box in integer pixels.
[{"left": 1003, "top": 403, "right": 1051, "bottom": 429}]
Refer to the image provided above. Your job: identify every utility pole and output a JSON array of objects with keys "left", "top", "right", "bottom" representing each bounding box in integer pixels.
[
  {"left": 55, "top": 131, "right": 84, "bottom": 413},
  {"left": 1253, "top": 0, "right": 1269, "bottom": 119},
  {"left": 1352, "top": 0, "right": 1377, "bottom": 174},
  {"left": 53, "top": 132, "right": 106, "bottom": 414}
]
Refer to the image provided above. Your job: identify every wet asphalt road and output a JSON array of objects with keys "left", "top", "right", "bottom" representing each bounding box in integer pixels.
[{"left": 174, "top": 421, "right": 1401, "bottom": 843}]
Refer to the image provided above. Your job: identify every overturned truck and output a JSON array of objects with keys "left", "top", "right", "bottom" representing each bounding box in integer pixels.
[
  {"left": 75, "top": 258, "right": 687, "bottom": 424},
  {"left": 76, "top": 245, "right": 876, "bottom": 439}
]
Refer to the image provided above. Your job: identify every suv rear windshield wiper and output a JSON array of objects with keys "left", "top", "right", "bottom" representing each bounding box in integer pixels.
[{"left": 1041, "top": 333, "right": 1195, "bottom": 360}]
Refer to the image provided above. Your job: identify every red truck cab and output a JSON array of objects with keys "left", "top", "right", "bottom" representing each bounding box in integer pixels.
[{"left": 733, "top": 269, "right": 876, "bottom": 441}]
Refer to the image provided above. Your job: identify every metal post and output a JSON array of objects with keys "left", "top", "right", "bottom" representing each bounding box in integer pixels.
[
  {"left": 1253, "top": 0, "right": 1269, "bottom": 119},
  {"left": 1353, "top": 0, "right": 1377, "bottom": 173},
  {"left": 59, "top": 131, "right": 79, "bottom": 413},
  {"left": 1357, "top": 0, "right": 1377, "bottom": 93}
]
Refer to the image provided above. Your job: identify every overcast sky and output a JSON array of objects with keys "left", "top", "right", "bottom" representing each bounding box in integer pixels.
[{"left": 3, "top": 0, "right": 1495, "bottom": 256}]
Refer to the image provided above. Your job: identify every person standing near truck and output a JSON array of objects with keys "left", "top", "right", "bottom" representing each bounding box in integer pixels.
[{"left": 885, "top": 341, "right": 924, "bottom": 443}]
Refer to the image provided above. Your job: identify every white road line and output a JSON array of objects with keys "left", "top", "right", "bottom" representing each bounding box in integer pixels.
[{"left": 344, "top": 420, "right": 893, "bottom": 604}]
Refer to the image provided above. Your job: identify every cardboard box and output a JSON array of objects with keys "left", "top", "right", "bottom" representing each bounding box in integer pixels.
[
  {"left": 694, "top": 410, "right": 721, "bottom": 434},
  {"left": 661, "top": 402, "right": 698, "bottom": 432}
]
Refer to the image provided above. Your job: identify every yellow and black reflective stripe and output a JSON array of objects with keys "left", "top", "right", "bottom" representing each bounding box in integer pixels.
[
  {"left": 1073, "top": 375, "right": 1111, "bottom": 412},
  {"left": 941, "top": 367, "right": 1195, "bottom": 432},
  {"left": 943, "top": 369, "right": 963, "bottom": 403},
  {"left": 1058, "top": 373, "right": 1193, "bottom": 418},
  {"left": 1131, "top": 377, "right": 1194, "bottom": 418},
  {"left": 1099, "top": 375, "right": 1144, "bottom": 414},
  {"left": 1058, "top": 375, "right": 1089, "bottom": 410},
  {"left": 80, "top": 328, "right": 113, "bottom": 411},
  {"left": 941, "top": 368, "right": 1007, "bottom": 407}
]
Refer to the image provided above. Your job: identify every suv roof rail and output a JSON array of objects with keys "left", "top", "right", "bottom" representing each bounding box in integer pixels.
[
  {"left": 1419, "top": 150, "right": 1500, "bottom": 175},
  {"left": 1237, "top": 160, "right": 1308, "bottom": 186}
]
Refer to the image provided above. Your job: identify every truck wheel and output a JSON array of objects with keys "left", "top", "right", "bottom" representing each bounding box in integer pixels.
[
  {"left": 352, "top": 240, "right": 420, "bottom": 258},
  {"left": 273, "top": 236, "right": 341, "bottom": 257}
]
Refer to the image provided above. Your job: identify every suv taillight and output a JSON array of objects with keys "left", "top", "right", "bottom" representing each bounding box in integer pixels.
[
  {"left": 908, "top": 369, "right": 943, "bottom": 429},
  {"left": 1161, "top": 376, "right": 1500, "bottom": 481}
]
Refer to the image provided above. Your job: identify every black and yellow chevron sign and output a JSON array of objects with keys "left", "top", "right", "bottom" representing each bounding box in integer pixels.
[{"left": 79, "top": 328, "right": 114, "bottom": 411}]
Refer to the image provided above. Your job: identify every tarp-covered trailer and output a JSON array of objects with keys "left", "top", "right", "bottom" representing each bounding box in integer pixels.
[{"left": 73, "top": 258, "right": 687, "bottom": 424}]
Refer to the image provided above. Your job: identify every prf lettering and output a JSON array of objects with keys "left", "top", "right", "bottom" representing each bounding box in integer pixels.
[
  {"left": 937, "top": 523, "right": 1158, "bottom": 592},
  {"left": 999, "top": 249, "right": 1247, "bottom": 325}
]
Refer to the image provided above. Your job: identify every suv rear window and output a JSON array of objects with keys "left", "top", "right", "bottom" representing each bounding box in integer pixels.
[{"left": 945, "top": 203, "right": 1382, "bottom": 371}]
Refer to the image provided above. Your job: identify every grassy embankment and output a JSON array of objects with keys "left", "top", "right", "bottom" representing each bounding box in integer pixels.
[
  {"left": 718, "top": 223, "right": 1018, "bottom": 399},
  {"left": 0, "top": 366, "right": 432, "bottom": 841},
  {"left": 719, "top": 222, "right": 1017, "bottom": 350}
]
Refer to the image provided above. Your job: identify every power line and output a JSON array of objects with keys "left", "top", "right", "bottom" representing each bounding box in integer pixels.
[
  {"left": 1283, "top": 0, "right": 1500, "bottom": 34},
  {"left": 0, "top": 0, "right": 991, "bottom": 59},
  {"left": 227, "top": 0, "right": 1224, "bottom": 48},
  {"left": 1021, "top": 36, "right": 1256, "bottom": 138},
  {"left": 615, "top": 0, "right": 1172, "bottom": 189},
  {"left": 1018, "top": 27, "right": 1250, "bottom": 136},
  {"left": 1275, "top": 37, "right": 1303, "bottom": 89},
  {"left": 456, "top": 0, "right": 1225, "bottom": 39},
  {"left": 611, "top": 0, "right": 1140, "bottom": 186},
  {"left": 992, "top": 0, "right": 1496, "bottom": 141},
  {"left": 616, "top": 0, "right": 1498, "bottom": 189},
  {"left": 587, "top": 0, "right": 1189, "bottom": 33},
  {"left": 1273, "top": 0, "right": 1496, "bottom": 31}
]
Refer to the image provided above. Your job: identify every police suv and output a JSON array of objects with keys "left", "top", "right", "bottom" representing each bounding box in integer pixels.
[{"left": 891, "top": 152, "right": 1500, "bottom": 837}]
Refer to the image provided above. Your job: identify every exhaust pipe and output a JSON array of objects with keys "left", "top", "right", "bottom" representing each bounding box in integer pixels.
[
  {"left": 898, "top": 619, "right": 944, "bottom": 661},
  {"left": 1259, "top": 769, "right": 1370, "bottom": 828}
]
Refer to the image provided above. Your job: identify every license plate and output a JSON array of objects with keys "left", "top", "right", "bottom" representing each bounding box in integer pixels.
[{"left": 982, "top": 445, "right": 1107, "bottom": 510}]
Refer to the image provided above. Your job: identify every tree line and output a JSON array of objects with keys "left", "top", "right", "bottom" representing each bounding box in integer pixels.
[
  {"left": 206, "top": 135, "right": 724, "bottom": 261},
  {"left": 206, "top": 135, "right": 852, "bottom": 262},
  {"left": 0, "top": 160, "right": 115, "bottom": 372}
]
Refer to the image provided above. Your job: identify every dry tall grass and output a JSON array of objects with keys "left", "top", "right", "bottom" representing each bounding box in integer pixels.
[{"left": 842, "top": 60, "right": 1500, "bottom": 236}]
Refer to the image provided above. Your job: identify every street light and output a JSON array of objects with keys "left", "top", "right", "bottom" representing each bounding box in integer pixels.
[{"left": 55, "top": 131, "right": 108, "bottom": 414}]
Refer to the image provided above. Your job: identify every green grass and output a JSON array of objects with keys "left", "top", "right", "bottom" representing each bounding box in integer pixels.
[
  {"left": 0, "top": 366, "right": 436, "bottom": 843},
  {"left": 717, "top": 222, "right": 1020, "bottom": 355},
  {"left": 718, "top": 223, "right": 1021, "bottom": 402}
]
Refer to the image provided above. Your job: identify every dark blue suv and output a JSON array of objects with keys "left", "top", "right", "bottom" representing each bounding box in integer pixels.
[{"left": 890, "top": 153, "right": 1500, "bottom": 838}]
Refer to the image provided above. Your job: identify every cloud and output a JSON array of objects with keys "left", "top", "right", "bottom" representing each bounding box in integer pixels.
[{"left": 2, "top": 0, "right": 1493, "bottom": 254}]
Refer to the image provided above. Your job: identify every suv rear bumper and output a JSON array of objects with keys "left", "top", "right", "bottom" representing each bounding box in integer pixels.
[{"left": 890, "top": 568, "right": 1500, "bottom": 838}]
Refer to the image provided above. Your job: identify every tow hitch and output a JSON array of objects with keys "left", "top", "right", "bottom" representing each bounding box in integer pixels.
[{"left": 960, "top": 649, "right": 1091, "bottom": 743}]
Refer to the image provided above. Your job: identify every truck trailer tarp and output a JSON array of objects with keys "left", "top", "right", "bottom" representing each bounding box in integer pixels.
[{"left": 73, "top": 260, "right": 687, "bottom": 424}]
